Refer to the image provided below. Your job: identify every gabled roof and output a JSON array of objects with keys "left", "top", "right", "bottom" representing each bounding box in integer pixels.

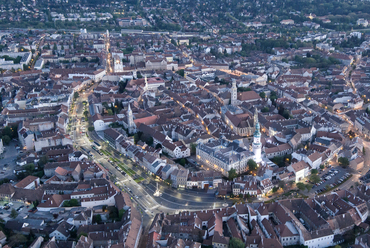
[
  {"left": 15, "top": 175, "right": 39, "bottom": 189},
  {"left": 290, "top": 161, "right": 309, "bottom": 172}
]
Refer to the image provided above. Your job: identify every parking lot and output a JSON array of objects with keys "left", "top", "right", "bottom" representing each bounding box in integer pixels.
[
  {"left": 0, "top": 141, "right": 20, "bottom": 180},
  {"left": 0, "top": 200, "right": 33, "bottom": 221},
  {"left": 312, "top": 166, "right": 351, "bottom": 194}
]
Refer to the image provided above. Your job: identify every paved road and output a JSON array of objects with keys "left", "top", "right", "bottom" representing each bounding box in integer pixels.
[
  {"left": 322, "top": 140, "right": 370, "bottom": 192},
  {"left": 87, "top": 131, "right": 229, "bottom": 210},
  {"left": 0, "top": 141, "right": 22, "bottom": 180},
  {"left": 69, "top": 83, "right": 232, "bottom": 227}
]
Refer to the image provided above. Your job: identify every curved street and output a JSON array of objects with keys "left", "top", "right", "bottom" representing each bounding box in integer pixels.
[{"left": 69, "top": 83, "right": 233, "bottom": 227}]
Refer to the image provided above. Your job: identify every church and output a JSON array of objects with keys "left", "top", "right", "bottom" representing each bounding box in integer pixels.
[{"left": 196, "top": 110, "right": 263, "bottom": 176}]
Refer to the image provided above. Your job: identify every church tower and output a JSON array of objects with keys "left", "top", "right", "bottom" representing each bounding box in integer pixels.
[
  {"left": 127, "top": 103, "right": 135, "bottom": 134},
  {"left": 254, "top": 107, "right": 258, "bottom": 128},
  {"left": 231, "top": 79, "right": 237, "bottom": 105},
  {"left": 114, "top": 56, "right": 123, "bottom": 72},
  {"left": 252, "top": 115, "right": 262, "bottom": 163},
  {"left": 144, "top": 76, "right": 149, "bottom": 92}
]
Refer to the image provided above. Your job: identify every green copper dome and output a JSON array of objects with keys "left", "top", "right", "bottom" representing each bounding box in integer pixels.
[{"left": 254, "top": 121, "right": 261, "bottom": 138}]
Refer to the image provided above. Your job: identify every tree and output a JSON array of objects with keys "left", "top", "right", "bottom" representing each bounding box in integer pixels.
[
  {"left": 93, "top": 214, "right": 102, "bottom": 224},
  {"left": 320, "top": 164, "right": 325, "bottom": 169},
  {"left": 238, "top": 87, "right": 251, "bottom": 92},
  {"left": 338, "top": 157, "right": 349, "bottom": 167},
  {"left": 310, "top": 174, "right": 321, "bottom": 184},
  {"left": 363, "top": 147, "right": 366, "bottom": 155},
  {"left": 288, "top": 181, "right": 295, "bottom": 188},
  {"left": 278, "top": 180, "right": 286, "bottom": 191},
  {"left": 134, "top": 133, "right": 140, "bottom": 144},
  {"left": 146, "top": 137, "right": 153, "bottom": 146},
  {"left": 108, "top": 206, "right": 119, "bottom": 220},
  {"left": 155, "top": 143, "right": 162, "bottom": 149},
  {"left": 270, "top": 91, "right": 278, "bottom": 103},
  {"left": 83, "top": 110, "right": 89, "bottom": 116},
  {"left": 261, "top": 106, "right": 269, "bottom": 113},
  {"left": 179, "top": 158, "right": 186, "bottom": 166},
  {"left": 119, "top": 209, "right": 126, "bottom": 219},
  {"left": 2, "top": 135, "right": 10, "bottom": 145},
  {"left": 190, "top": 143, "right": 197, "bottom": 155},
  {"left": 247, "top": 159, "right": 257, "bottom": 171},
  {"left": 305, "top": 184, "right": 312, "bottom": 192},
  {"left": 25, "top": 163, "right": 35, "bottom": 174},
  {"left": 102, "top": 102, "right": 109, "bottom": 109},
  {"left": 176, "top": 69, "right": 185, "bottom": 77},
  {"left": 8, "top": 234, "right": 27, "bottom": 247},
  {"left": 39, "top": 156, "right": 49, "bottom": 166},
  {"left": 297, "top": 182, "right": 306, "bottom": 191},
  {"left": 229, "top": 238, "right": 245, "bottom": 248},
  {"left": 259, "top": 92, "right": 266, "bottom": 99},
  {"left": 10, "top": 208, "right": 18, "bottom": 218},
  {"left": 272, "top": 186, "right": 279, "bottom": 193},
  {"left": 118, "top": 81, "right": 127, "bottom": 93},
  {"left": 164, "top": 178, "right": 173, "bottom": 186},
  {"left": 228, "top": 168, "right": 238, "bottom": 180},
  {"left": 88, "top": 126, "right": 94, "bottom": 132},
  {"left": 107, "top": 109, "right": 113, "bottom": 115},
  {"left": 311, "top": 169, "right": 318, "bottom": 175},
  {"left": 74, "top": 92, "right": 79, "bottom": 99},
  {"left": 63, "top": 199, "right": 80, "bottom": 207},
  {"left": 2, "top": 126, "right": 14, "bottom": 138}
]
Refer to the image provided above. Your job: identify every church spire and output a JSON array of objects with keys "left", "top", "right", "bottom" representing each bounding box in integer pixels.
[
  {"left": 252, "top": 107, "right": 262, "bottom": 163},
  {"left": 254, "top": 107, "right": 258, "bottom": 128},
  {"left": 144, "top": 76, "right": 148, "bottom": 91},
  {"left": 254, "top": 120, "right": 261, "bottom": 137},
  {"left": 127, "top": 103, "right": 135, "bottom": 133},
  {"left": 231, "top": 79, "right": 237, "bottom": 105}
]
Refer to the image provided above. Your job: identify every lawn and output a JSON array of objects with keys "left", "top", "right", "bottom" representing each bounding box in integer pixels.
[{"left": 134, "top": 177, "right": 144, "bottom": 183}]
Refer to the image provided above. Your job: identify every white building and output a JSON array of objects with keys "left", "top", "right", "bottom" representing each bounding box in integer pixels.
[
  {"left": 196, "top": 139, "right": 254, "bottom": 176},
  {"left": 287, "top": 161, "right": 310, "bottom": 183},
  {"left": 34, "top": 58, "right": 44, "bottom": 70},
  {"left": 252, "top": 114, "right": 262, "bottom": 163},
  {"left": 114, "top": 56, "right": 124, "bottom": 72},
  {"left": 231, "top": 80, "right": 237, "bottom": 106},
  {"left": 0, "top": 139, "right": 3, "bottom": 154},
  {"left": 357, "top": 18, "right": 368, "bottom": 27}
]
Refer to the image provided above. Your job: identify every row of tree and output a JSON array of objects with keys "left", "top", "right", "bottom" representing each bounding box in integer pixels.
[{"left": 228, "top": 159, "right": 258, "bottom": 180}]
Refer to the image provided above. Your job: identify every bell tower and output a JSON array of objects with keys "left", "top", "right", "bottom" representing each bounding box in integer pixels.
[
  {"left": 231, "top": 79, "right": 237, "bottom": 105},
  {"left": 252, "top": 116, "right": 262, "bottom": 163},
  {"left": 127, "top": 103, "right": 135, "bottom": 133}
]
